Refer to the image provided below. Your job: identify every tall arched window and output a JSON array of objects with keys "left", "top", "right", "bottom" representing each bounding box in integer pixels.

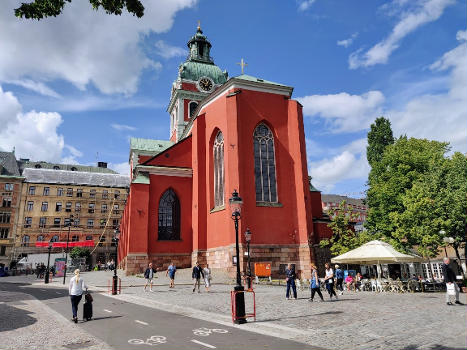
[
  {"left": 253, "top": 123, "right": 278, "bottom": 203},
  {"left": 213, "top": 131, "right": 225, "bottom": 207},
  {"left": 189, "top": 101, "right": 198, "bottom": 118},
  {"left": 158, "top": 189, "right": 181, "bottom": 240}
]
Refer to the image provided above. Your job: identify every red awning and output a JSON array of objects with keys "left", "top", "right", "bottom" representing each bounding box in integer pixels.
[{"left": 35, "top": 241, "right": 95, "bottom": 248}]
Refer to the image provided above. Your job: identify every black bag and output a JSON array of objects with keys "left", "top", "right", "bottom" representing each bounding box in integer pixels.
[
  {"left": 83, "top": 301, "right": 93, "bottom": 321},
  {"left": 85, "top": 292, "right": 93, "bottom": 303}
]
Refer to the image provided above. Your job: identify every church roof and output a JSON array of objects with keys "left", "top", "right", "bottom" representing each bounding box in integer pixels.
[
  {"left": 234, "top": 74, "right": 290, "bottom": 88},
  {"left": 0, "top": 151, "right": 21, "bottom": 177},
  {"left": 18, "top": 160, "right": 117, "bottom": 174},
  {"left": 179, "top": 61, "right": 228, "bottom": 85},
  {"left": 130, "top": 138, "right": 173, "bottom": 153}
]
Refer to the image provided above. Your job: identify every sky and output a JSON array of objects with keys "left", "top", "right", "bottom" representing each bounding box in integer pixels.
[{"left": 0, "top": 0, "right": 465, "bottom": 197}]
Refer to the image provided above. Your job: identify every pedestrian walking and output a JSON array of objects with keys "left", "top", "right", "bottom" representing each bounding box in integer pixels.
[
  {"left": 192, "top": 261, "right": 204, "bottom": 293},
  {"left": 309, "top": 263, "right": 324, "bottom": 302},
  {"left": 335, "top": 264, "right": 344, "bottom": 295},
  {"left": 144, "top": 263, "right": 156, "bottom": 292},
  {"left": 69, "top": 269, "right": 87, "bottom": 323},
  {"left": 442, "top": 257, "right": 463, "bottom": 306},
  {"left": 203, "top": 264, "right": 212, "bottom": 292},
  {"left": 166, "top": 262, "right": 176, "bottom": 288},
  {"left": 285, "top": 263, "right": 297, "bottom": 300},
  {"left": 324, "top": 262, "right": 337, "bottom": 300}
]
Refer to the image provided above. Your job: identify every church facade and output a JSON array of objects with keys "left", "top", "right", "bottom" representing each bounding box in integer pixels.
[{"left": 119, "top": 26, "right": 329, "bottom": 278}]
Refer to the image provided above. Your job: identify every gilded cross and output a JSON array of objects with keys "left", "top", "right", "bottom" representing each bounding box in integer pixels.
[
  {"left": 197, "top": 20, "right": 201, "bottom": 30},
  {"left": 236, "top": 58, "right": 248, "bottom": 74}
]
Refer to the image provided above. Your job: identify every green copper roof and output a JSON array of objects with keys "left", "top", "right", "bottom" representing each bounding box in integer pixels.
[
  {"left": 308, "top": 177, "right": 321, "bottom": 192},
  {"left": 179, "top": 61, "right": 228, "bottom": 84},
  {"left": 234, "top": 74, "right": 290, "bottom": 88},
  {"left": 132, "top": 173, "right": 150, "bottom": 185},
  {"left": 130, "top": 138, "right": 173, "bottom": 153}
]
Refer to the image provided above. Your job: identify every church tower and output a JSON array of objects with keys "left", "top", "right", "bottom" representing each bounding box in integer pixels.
[{"left": 167, "top": 24, "right": 228, "bottom": 142}]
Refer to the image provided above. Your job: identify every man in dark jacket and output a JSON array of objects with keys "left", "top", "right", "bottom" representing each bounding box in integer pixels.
[
  {"left": 442, "top": 257, "right": 463, "bottom": 305},
  {"left": 285, "top": 264, "right": 297, "bottom": 300},
  {"left": 144, "top": 263, "right": 156, "bottom": 292},
  {"left": 192, "top": 262, "right": 204, "bottom": 293}
]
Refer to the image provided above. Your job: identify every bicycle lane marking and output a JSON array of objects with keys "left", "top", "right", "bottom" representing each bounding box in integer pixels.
[{"left": 190, "top": 339, "right": 216, "bottom": 348}]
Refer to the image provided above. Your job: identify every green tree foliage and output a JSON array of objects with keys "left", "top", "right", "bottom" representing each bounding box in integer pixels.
[
  {"left": 15, "top": 0, "right": 144, "bottom": 20},
  {"left": 366, "top": 117, "right": 394, "bottom": 167},
  {"left": 70, "top": 247, "right": 91, "bottom": 260},
  {"left": 365, "top": 136, "right": 450, "bottom": 252},
  {"left": 320, "top": 201, "right": 372, "bottom": 256}
]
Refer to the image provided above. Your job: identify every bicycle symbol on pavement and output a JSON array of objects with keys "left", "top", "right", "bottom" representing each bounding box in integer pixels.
[
  {"left": 192, "top": 327, "right": 228, "bottom": 336},
  {"left": 128, "top": 335, "right": 167, "bottom": 346}
]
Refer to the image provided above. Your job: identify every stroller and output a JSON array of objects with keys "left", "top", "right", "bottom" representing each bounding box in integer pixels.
[{"left": 83, "top": 290, "right": 93, "bottom": 321}]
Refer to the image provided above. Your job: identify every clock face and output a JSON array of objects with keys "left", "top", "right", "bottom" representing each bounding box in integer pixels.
[{"left": 198, "top": 77, "right": 213, "bottom": 92}]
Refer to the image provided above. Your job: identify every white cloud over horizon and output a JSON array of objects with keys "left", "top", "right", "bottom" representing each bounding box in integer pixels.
[
  {"left": 111, "top": 123, "right": 138, "bottom": 132},
  {"left": 349, "top": 0, "right": 454, "bottom": 69}
]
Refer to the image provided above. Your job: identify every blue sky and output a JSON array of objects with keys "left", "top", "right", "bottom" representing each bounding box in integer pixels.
[{"left": 0, "top": 0, "right": 465, "bottom": 196}]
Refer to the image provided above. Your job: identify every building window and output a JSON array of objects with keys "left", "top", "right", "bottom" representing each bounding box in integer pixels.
[
  {"left": 4, "top": 183, "right": 13, "bottom": 191},
  {"left": 0, "top": 246, "right": 5, "bottom": 256},
  {"left": 189, "top": 101, "right": 198, "bottom": 118},
  {"left": 2, "top": 198, "right": 12, "bottom": 207},
  {"left": 43, "top": 187, "right": 50, "bottom": 196},
  {"left": 21, "top": 235, "right": 30, "bottom": 247},
  {"left": 0, "top": 228, "right": 9, "bottom": 239},
  {"left": 253, "top": 123, "right": 278, "bottom": 203},
  {"left": 41, "top": 202, "right": 48, "bottom": 212},
  {"left": 24, "top": 217, "right": 32, "bottom": 228},
  {"left": 158, "top": 189, "right": 180, "bottom": 240},
  {"left": 53, "top": 218, "right": 61, "bottom": 227},
  {"left": 0, "top": 212, "right": 11, "bottom": 224},
  {"left": 55, "top": 202, "right": 62, "bottom": 212},
  {"left": 86, "top": 235, "right": 93, "bottom": 241},
  {"left": 29, "top": 186, "right": 36, "bottom": 195},
  {"left": 88, "top": 203, "right": 95, "bottom": 213},
  {"left": 113, "top": 204, "right": 119, "bottom": 214},
  {"left": 39, "top": 217, "right": 47, "bottom": 228},
  {"left": 213, "top": 131, "right": 225, "bottom": 207},
  {"left": 90, "top": 189, "right": 96, "bottom": 198},
  {"left": 87, "top": 219, "right": 94, "bottom": 228},
  {"left": 71, "top": 235, "right": 79, "bottom": 242},
  {"left": 65, "top": 202, "right": 72, "bottom": 212},
  {"left": 99, "top": 219, "right": 106, "bottom": 229},
  {"left": 37, "top": 235, "right": 44, "bottom": 242},
  {"left": 67, "top": 188, "right": 73, "bottom": 197},
  {"left": 50, "top": 235, "right": 59, "bottom": 242},
  {"left": 27, "top": 201, "right": 34, "bottom": 211},
  {"left": 114, "top": 190, "right": 120, "bottom": 199},
  {"left": 57, "top": 188, "right": 64, "bottom": 196},
  {"left": 102, "top": 190, "right": 108, "bottom": 199},
  {"left": 75, "top": 202, "right": 81, "bottom": 212},
  {"left": 74, "top": 218, "right": 80, "bottom": 227},
  {"left": 101, "top": 204, "right": 108, "bottom": 213},
  {"left": 98, "top": 236, "right": 105, "bottom": 247},
  {"left": 112, "top": 219, "right": 119, "bottom": 229},
  {"left": 64, "top": 217, "right": 71, "bottom": 227}
]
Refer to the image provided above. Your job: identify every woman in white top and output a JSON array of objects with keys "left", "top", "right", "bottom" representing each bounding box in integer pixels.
[
  {"left": 203, "top": 264, "right": 212, "bottom": 292},
  {"left": 324, "top": 262, "right": 337, "bottom": 300},
  {"left": 69, "top": 269, "right": 87, "bottom": 323}
]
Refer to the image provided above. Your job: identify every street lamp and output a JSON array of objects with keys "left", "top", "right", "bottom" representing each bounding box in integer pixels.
[
  {"left": 244, "top": 228, "right": 252, "bottom": 291},
  {"left": 63, "top": 214, "right": 74, "bottom": 284},
  {"left": 44, "top": 241, "right": 52, "bottom": 284},
  {"left": 112, "top": 228, "right": 120, "bottom": 295},
  {"left": 229, "top": 189, "right": 246, "bottom": 324},
  {"left": 442, "top": 234, "right": 455, "bottom": 258}
]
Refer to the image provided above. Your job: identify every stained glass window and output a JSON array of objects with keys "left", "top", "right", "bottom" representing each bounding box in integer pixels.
[
  {"left": 253, "top": 124, "right": 277, "bottom": 203},
  {"left": 213, "top": 131, "right": 225, "bottom": 207},
  {"left": 158, "top": 189, "right": 181, "bottom": 240}
]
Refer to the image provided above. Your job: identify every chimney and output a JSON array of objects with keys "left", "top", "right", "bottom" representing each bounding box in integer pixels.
[{"left": 97, "top": 162, "right": 107, "bottom": 168}]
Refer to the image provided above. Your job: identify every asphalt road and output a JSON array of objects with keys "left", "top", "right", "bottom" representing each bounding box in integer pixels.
[{"left": 1, "top": 283, "right": 324, "bottom": 350}]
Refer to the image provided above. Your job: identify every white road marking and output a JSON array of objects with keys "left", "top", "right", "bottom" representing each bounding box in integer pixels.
[
  {"left": 41, "top": 289, "right": 47, "bottom": 291},
  {"left": 55, "top": 291, "right": 61, "bottom": 294},
  {"left": 135, "top": 320, "right": 149, "bottom": 326},
  {"left": 103, "top": 309, "right": 112, "bottom": 313},
  {"left": 191, "top": 340, "right": 216, "bottom": 348}
]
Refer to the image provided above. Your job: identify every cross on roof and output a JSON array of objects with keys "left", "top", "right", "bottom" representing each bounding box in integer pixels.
[{"left": 236, "top": 58, "right": 248, "bottom": 75}]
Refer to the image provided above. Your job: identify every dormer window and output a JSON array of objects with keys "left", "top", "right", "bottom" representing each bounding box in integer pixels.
[{"left": 198, "top": 44, "right": 204, "bottom": 57}]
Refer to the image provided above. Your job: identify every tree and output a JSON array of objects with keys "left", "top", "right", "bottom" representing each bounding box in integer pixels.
[
  {"left": 366, "top": 117, "right": 394, "bottom": 167},
  {"left": 320, "top": 201, "right": 372, "bottom": 256},
  {"left": 15, "top": 0, "right": 144, "bottom": 20},
  {"left": 70, "top": 247, "right": 91, "bottom": 260},
  {"left": 365, "top": 137, "right": 449, "bottom": 247}
]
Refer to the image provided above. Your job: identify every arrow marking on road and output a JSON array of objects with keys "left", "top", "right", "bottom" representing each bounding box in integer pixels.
[
  {"left": 191, "top": 340, "right": 216, "bottom": 348},
  {"left": 103, "top": 309, "right": 112, "bottom": 313},
  {"left": 135, "top": 320, "right": 149, "bottom": 325}
]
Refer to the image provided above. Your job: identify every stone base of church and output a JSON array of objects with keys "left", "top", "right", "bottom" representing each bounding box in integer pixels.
[{"left": 122, "top": 253, "right": 192, "bottom": 275}]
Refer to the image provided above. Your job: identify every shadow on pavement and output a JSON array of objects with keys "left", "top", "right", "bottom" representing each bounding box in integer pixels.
[
  {"left": 402, "top": 345, "right": 466, "bottom": 350},
  {"left": 0, "top": 303, "right": 36, "bottom": 332},
  {"left": 82, "top": 315, "right": 123, "bottom": 322}
]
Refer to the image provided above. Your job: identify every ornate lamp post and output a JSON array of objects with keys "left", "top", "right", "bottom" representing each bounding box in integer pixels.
[
  {"left": 44, "top": 240, "right": 52, "bottom": 284},
  {"left": 229, "top": 190, "right": 246, "bottom": 324},
  {"left": 112, "top": 228, "right": 120, "bottom": 295},
  {"left": 63, "top": 214, "right": 74, "bottom": 284},
  {"left": 244, "top": 228, "right": 252, "bottom": 291}
]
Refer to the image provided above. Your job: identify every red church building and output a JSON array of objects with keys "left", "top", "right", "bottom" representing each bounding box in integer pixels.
[{"left": 119, "top": 25, "right": 328, "bottom": 278}]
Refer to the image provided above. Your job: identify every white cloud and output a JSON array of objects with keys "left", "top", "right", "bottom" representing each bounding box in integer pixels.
[
  {"left": 154, "top": 40, "right": 186, "bottom": 59},
  {"left": 109, "top": 161, "right": 130, "bottom": 176},
  {"left": 298, "top": 0, "right": 316, "bottom": 11},
  {"left": 349, "top": 0, "right": 454, "bottom": 69},
  {"left": 5, "top": 79, "right": 61, "bottom": 98},
  {"left": 0, "top": 0, "right": 197, "bottom": 95},
  {"left": 337, "top": 32, "right": 358, "bottom": 48},
  {"left": 111, "top": 123, "right": 137, "bottom": 131},
  {"left": 298, "top": 91, "right": 385, "bottom": 133},
  {"left": 0, "top": 85, "right": 65, "bottom": 162}
]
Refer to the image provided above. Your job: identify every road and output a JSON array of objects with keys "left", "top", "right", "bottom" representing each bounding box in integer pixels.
[{"left": 1, "top": 283, "right": 324, "bottom": 350}]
